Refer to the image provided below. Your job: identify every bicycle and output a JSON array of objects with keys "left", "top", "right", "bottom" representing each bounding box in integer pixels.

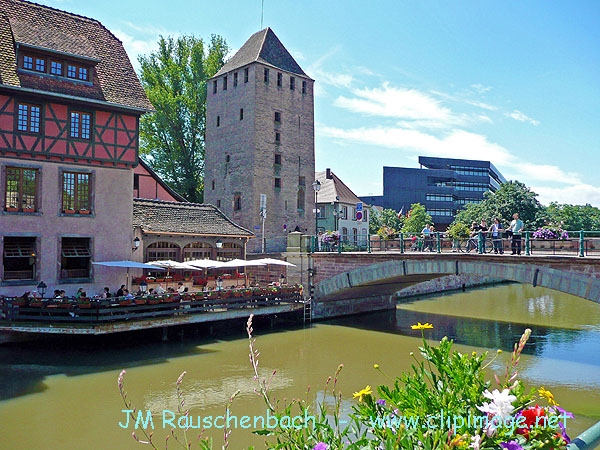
[{"left": 457, "top": 237, "right": 494, "bottom": 253}]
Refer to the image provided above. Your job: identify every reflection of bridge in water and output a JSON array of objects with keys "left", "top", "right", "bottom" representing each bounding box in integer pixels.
[{"left": 309, "top": 253, "right": 600, "bottom": 319}]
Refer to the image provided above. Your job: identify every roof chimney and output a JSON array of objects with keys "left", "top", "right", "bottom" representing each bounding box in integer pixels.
[{"left": 326, "top": 168, "right": 332, "bottom": 179}]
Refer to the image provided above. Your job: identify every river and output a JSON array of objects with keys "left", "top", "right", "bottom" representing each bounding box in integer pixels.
[{"left": 0, "top": 283, "right": 599, "bottom": 449}]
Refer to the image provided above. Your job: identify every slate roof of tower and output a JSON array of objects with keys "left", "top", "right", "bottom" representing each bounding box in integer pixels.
[
  {"left": 133, "top": 199, "right": 254, "bottom": 237},
  {"left": 0, "top": 0, "right": 153, "bottom": 111},
  {"left": 214, "top": 27, "right": 309, "bottom": 78}
]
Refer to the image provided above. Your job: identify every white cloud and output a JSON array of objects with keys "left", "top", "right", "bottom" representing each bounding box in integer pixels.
[
  {"left": 430, "top": 90, "right": 498, "bottom": 111},
  {"left": 533, "top": 184, "right": 600, "bottom": 206},
  {"left": 471, "top": 83, "right": 492, "bottom": 94},
  {"left": 505, "top": 109, "right": 540, "bottom": 126},
  {"left": 335, "top": 83, "right": 469, "bottom": 130},
  {"left": 320, "top": 126, "right": 514, "bottom": 165}
]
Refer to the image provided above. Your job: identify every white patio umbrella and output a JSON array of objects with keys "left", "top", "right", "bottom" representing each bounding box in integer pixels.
[
  {"left": 251, "top": 258, "right": 296, "bottom": 267},
  {"left": 186, "top": 259, "right": 227, "bottom": 269},
  {"left": 251, "top": 258, "right": 296, "bottom": 283},
  {"left": 147, "top": 260, "right": 199, "bottom": 270},
  {"left": 216, "top": 259, "right": 266, "bottom": 287},
  {"left": 217, "top": 259, "right": 267, "bottom": 268},
  {"left": 92, "top": 260, "right": 166, "bottom": 290}
]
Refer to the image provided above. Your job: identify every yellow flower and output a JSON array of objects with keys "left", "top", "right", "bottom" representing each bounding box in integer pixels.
[
  {"left": 353, "top": 385, "right": 373, "bottom": 402},
  {"left": 373, "top": 364, "right": 379, "bottom": 369},
  {"left": 411, "top": 322, "right": 434, "bottom": 330},
  {"left": 539, "top": 387, "right": 559, "bottom": 406}
]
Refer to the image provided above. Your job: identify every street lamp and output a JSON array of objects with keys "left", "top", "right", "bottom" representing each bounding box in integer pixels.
[
  {"left": 37, "top": 281, "right": 47, "bottom": 298},
  {"left": 132, "top": 236, "right": 140, "bottom": 252},
  {"left": 139, "top": 279, "right": 148, "bottom": 293},
  {"left": 215, "top": 239, "right": 223, "bottom": 249},
  {"left": 312, "top": 180, "right": 321, "bottom": 235}
]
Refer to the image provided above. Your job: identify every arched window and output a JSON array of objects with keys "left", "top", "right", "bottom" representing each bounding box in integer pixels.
[
  {"left": 297, "top": 188, "right": 305, "bottom": 211},
  {"left": 341, "top": 227, "right": 348, "bottom": 242},
  {"left": 353, "top": 228, "right": 358, "bottom": 244},
  {"left": 146, "top": 242, "right": 180, "bottom": 262},
  {"left": 183, "top": 242, "right": 212, "bottom": 261}
]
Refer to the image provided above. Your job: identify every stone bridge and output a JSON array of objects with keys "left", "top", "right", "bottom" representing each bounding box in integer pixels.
[{"left": 309, "top": 253, "right": 600, "bottom": 318}]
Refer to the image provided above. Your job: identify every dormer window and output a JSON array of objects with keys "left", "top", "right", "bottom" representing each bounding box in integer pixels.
[
  {"left": 67, "top": 63, "right": 89, "bottom": 81},
  {"left": 35, "top": 57, "right": 45, "bottom": 72},
  {"left": 50, "top": 60, "right": 63, "bottom": 76},
  {"left": 21, "top": 53, "right": 91, "bottom": 81},
  {"left": 23, "top": 55, "right": 33, "bottom": 70},
  {"left": 22, "top": 54, "right": 46, "bottom": 73}
]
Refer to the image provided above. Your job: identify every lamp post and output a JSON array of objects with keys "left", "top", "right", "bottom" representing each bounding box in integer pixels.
[
  {"left": 312, "top": 180, "right": 321, "bottom": 236},
  {"left": 132, "top": 236, "right": 140, "bottom": 252},
  {"left": 37, "top": 281, "right": 47, "bottom": 298},
  {"left": 139, "top": 279, "right": 148, "bottom": 293}
]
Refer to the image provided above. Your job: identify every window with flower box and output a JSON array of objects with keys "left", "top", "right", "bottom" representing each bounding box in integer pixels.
[
  {"left": 61, "top": 172, "right": 91, "bottom": 214},
  {"left": 4, "top": 167, "right": 38, "bottom": 212}
]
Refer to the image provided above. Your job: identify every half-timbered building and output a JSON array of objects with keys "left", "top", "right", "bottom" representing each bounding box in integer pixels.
[{"left": 0, "top": 0, "right": 153, "bottom": 296}]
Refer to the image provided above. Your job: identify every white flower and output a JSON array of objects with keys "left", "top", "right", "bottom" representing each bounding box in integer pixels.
[
  {"left": 469, "top": 434, "right": 482, "bottom": 450},
  {"left": 477, "top": 388, "right": 516, "bottom": 420}
]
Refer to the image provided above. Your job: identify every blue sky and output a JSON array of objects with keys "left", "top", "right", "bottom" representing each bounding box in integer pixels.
[{"left": 41, "top": 0, "right": 600, "bottom": 205}]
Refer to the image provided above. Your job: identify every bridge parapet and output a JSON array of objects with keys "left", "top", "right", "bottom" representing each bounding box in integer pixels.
[{"left": 312, "top": 253, "right": 600, "bottom": 305}]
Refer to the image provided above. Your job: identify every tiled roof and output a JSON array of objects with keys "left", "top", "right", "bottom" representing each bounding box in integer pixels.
[
  {"left": 214, "top": 27, "right": 308, "bottom": 78},
  {"left": 133, "top": 198, "right": 254, "bottom": 237},
  {"left": 315, "top": 170, "right": 366, "bottom": 205},
  {"left": 0, "top": 0, "right": 153, "bottom": 111}
]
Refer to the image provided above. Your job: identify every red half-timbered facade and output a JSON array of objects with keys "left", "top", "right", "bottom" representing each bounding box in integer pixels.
[
  {"left": 0, "top": 96, "right": 139, "bottom": 167},
  {"left": 0, "top": 0, "right": 153, "bottom": 296}
]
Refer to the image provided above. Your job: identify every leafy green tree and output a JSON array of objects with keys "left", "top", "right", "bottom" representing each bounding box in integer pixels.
[
  {"left": 540, "top": 202, "right": 600, "bottom": 231},
  {"left": 451, "top": 181, "right": 543, "bottom": 231},
  {"left": 402, "top": 203, "right": 433, "bottom": 233},
  {"left": 369, "top": 208, "right": 404, "bottom": 235},
  {"left": 139, "top": 35, "right": 229, "bottom": 202}
]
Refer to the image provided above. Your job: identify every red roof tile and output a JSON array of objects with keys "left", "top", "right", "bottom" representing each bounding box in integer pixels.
[{"left": 0, "top": 0, "right": 153, "bottom": 111}]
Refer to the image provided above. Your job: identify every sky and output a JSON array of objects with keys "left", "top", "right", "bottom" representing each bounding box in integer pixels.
[{"left": 38, "top": 0, "right": 600, "bottom": 206}]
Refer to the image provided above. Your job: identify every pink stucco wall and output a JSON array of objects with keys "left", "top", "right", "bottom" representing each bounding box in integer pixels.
[{"left": 0, "top": 158, "right": 134, "bottom": 297}]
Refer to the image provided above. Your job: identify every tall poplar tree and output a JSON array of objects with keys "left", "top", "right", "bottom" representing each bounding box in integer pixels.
[{"left": 138, "top": 35, "right": 229, "bottom": 202}]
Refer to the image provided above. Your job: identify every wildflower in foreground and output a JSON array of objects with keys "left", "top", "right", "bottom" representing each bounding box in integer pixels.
[
  {"left": 516, "top": 405, "right": 546, "bottom": 438},
  {"left": 469, "top": 434, "right": 482, "bottom": 450},
  {"left": 477, "top": 389, "right": 516, "bottom": 419},
  {"left": 312, "top": 443, "right": 327, "bottom": 450},
  {"left": 538, "top": 386, "right": 559, "bottom": 406},
  {"left": 353, "top": 385, "right": 372, "bottom": 402},
  {"left": 376, "top": 399, "right": 386, "bottom": 406},
  {"left": 499, "top": 441, "right": 524, "bottom": 450},
  {"left": 411, "top": 322, "right": 433, "bottom": 330}
]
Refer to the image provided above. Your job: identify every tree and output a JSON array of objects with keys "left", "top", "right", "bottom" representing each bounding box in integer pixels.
[
  {"left": 402, "top": 203, "right": 433, "bottom": 233},
  {"left": 369, "top": 208, "right": 404, "bottom": 235},
  {"left": 540, "top": 202, "right": 600, "bottom": 231},
  {"left": 139, "top": 35, "right": 229, "bottom": 202},
  {"left": 451, "top": 181, "right": 543, "bottom": 230}
]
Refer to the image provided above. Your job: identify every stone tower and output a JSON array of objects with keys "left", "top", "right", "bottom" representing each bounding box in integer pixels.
[{"left": 205, "top": 28, "right": 315, "bottom": 253}]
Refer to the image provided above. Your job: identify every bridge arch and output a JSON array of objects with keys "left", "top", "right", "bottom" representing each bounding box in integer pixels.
[{"left": 314, "top": 259, "right": 600, "bottom": 305}]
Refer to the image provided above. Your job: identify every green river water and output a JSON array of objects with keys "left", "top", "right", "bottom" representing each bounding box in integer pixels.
[{"left": 0, "top": 283, "right": 599, "bottom": 449}]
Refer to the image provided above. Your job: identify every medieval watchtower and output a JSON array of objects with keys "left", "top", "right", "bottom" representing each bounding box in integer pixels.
[{"left": 204, "top": 28, "right": 315, "bottom": 253}]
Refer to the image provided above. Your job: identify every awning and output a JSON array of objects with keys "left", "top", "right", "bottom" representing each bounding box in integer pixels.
[{"left": 148, "top": 260, "right": 200, "bottom": 270}]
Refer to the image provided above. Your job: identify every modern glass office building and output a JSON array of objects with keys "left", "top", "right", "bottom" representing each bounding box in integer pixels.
[{"left": 360, "top": 156, "right": 506, "bottom": 228}]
